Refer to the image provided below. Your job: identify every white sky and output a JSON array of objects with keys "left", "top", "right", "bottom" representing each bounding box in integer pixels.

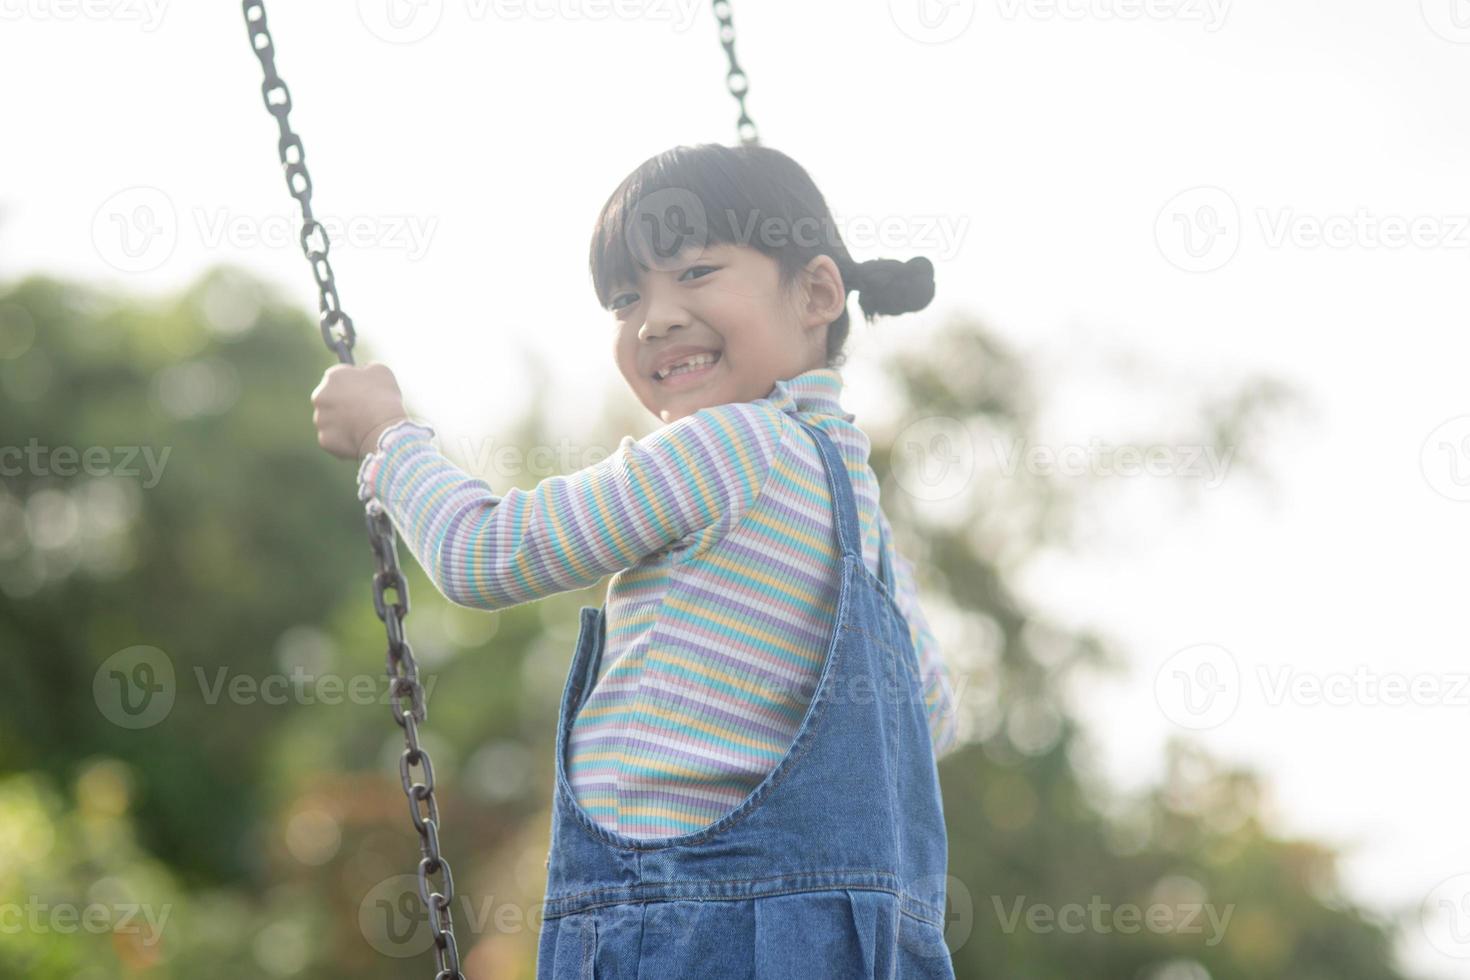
[{"left": 5, "top": 1, "right": 1470, "bottom": 976}]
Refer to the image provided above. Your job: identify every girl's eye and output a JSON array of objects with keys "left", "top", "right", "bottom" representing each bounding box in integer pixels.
[{"left": 608, "top": 266, "right": 715, "bottom": 312}]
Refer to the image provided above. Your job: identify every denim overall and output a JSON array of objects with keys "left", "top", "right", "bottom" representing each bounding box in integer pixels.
[{"left": 536, "top": 418, "right": 956, "bottom": 979}]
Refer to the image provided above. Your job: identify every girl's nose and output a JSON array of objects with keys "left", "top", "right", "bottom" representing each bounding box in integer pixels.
[{"left": 638, "top": 295, "right": 687, "bottom": 342}]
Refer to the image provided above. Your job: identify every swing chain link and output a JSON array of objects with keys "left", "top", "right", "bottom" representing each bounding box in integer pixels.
[
  {"left": 241, "top": 4, "right": 465, "bottom": 978},
  {"left": 242, "top": 0, "right": 357, "bottom": 365},
  {"left": 713, "top": 0, "right": 760, "bottom": 146}
]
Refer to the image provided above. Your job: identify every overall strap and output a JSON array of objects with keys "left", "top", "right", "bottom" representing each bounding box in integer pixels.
[
  {"left": 795, "top": 418, "right": 862, "bottom": 563},
  {"left": 876, "top": 509, "right": 896, "bottom": 591}
]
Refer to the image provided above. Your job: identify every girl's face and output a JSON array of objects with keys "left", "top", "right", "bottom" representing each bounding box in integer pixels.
[{"left": 608, "top": 242, "right": 847, "bottom": 424}]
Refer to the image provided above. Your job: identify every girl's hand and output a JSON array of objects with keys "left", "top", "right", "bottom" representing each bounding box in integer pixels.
[{"left": 310, "top": 362, "right": 409, "bottom": 460}]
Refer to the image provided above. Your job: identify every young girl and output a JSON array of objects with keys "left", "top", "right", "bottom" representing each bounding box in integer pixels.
[{"left": 312, "top": 143, "right": 960, "bottom": 978}]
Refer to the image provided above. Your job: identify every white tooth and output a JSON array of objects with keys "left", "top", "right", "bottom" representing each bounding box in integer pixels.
[{"left": 658, "top": 352, "right": 718, "bottom": 379}]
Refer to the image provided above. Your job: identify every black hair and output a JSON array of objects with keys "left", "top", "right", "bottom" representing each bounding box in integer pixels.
[{"left": 589, "top": 143, "right": 936, "bottom": 368}]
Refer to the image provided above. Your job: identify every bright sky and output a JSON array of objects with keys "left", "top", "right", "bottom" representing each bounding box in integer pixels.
[{"left": 4, "top": 1, "right": 1470, "bottom": 976}]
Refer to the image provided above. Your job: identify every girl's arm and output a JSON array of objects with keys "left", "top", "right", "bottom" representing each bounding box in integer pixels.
[
  {"left": 881, "top": 509, "right": 962, "bottom": 760},
  {"left": 356, "top": 403, "right": 784, "bottom": 611}
]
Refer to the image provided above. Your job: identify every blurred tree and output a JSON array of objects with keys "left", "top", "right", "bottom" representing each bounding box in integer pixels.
[{"left": 0, "top": 269, "right": 1410, "bottom": 979}]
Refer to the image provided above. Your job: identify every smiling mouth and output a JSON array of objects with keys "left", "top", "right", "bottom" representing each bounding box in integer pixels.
[{"left": 653, "top": 350, "right": 723, "bottom": 383}]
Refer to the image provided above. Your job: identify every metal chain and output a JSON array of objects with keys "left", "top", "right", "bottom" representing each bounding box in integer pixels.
[
  {"left": 240, "top": 4, "right": 464, "bottom": 978},
  {"left": 713, "top": 0, "right": 760, "bottom": 145}
]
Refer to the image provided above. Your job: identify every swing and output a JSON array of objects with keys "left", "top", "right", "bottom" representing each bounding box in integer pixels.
[{"left": 239, "top": 3, "right": 760, "bottom": 976}]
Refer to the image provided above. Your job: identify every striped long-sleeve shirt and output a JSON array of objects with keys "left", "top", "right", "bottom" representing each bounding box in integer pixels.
[{"left": 356, "top": 367, "right": 960, "bottom": 839}]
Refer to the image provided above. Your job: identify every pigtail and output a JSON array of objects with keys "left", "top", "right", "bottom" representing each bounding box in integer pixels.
[{"left": 851, "top": 256, "right": 936, "bottom": 319}]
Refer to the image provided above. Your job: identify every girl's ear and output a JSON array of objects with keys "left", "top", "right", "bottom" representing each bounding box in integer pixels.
[{"left": 798, "top": 254, "right": 847, "bottom": 331}]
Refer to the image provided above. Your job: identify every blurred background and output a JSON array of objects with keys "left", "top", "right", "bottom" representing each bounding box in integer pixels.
[{"left": 3, "top": 1, "right": 1469, "bottom": 977}]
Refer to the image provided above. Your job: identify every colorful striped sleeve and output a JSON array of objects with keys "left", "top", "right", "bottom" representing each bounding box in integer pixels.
[
  {"left": 881, "top": 510, "right": 962, "bottom": 760},
  {"left": 355, "top": 404, "right": 785, "bottom": 611}
]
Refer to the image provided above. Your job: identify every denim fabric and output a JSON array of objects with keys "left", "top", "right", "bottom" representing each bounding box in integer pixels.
[{"left": 536, "top": 418, "right": 956, "bottom": 979}]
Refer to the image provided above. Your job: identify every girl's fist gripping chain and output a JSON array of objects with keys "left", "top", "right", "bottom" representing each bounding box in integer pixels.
[{"left": 310, "top": 362, "right": 409, "bottom": 460}]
